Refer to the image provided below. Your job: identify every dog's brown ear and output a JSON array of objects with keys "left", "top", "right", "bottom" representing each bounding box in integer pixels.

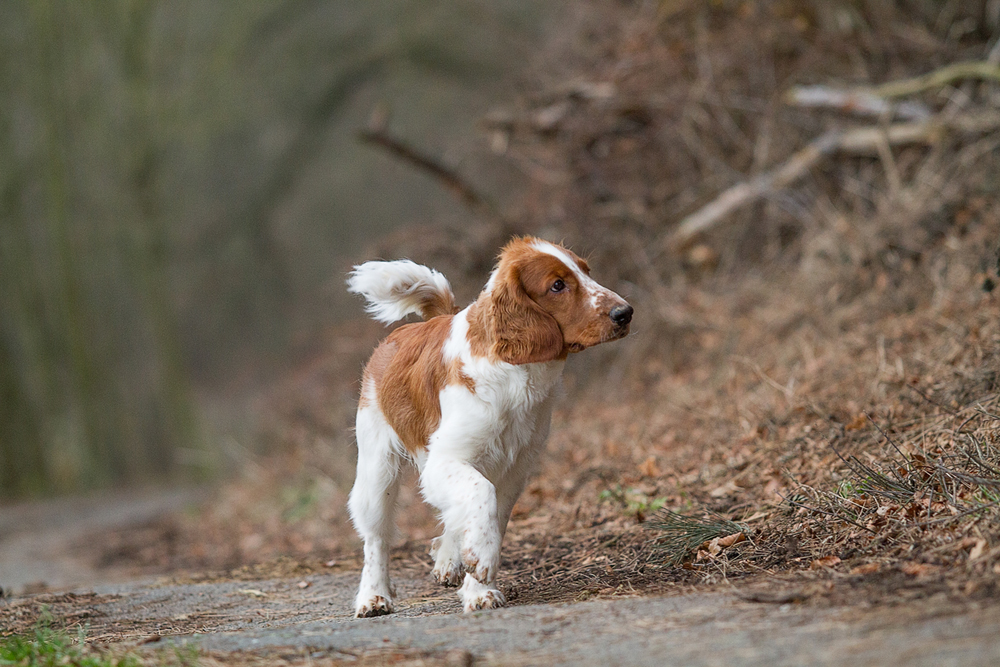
[{"left": 489, "top": 266, "right": 564, "bottom": 364}]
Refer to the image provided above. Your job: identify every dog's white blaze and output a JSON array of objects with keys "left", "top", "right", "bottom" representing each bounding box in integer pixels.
[{"left": 532, "top": 240, "right": 610, "bottom": 308}]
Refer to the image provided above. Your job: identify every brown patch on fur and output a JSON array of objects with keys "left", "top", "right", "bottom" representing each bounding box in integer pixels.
[
  {"left": 361, "top": 315, "right": 472, "bottom": 453},
  {"left": 453, "top": 364, "right": 476, "bottom": 394},
  {"left": 466, "top": 301, "right": 491, "bottom": 359},
  {"left": 358, "top": 339, "right": 397, "bottom": 409},
  {"left": 490, "top": 246, "right": 566, "bottom": 364}
]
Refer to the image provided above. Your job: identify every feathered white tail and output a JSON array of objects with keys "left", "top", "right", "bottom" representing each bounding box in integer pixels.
[{"left": 347, "top": 260, "right": 456, "bottom": 324}]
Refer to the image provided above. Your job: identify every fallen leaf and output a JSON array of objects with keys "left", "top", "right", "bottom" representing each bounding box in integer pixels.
[
  {"left": 638, "top": 456, "right": 662, "bottom": 478},
  {"left": 844, "top": 413, "right": 867, "bottom": 431},
  {"left": 717, "top": 532, "right": 746, "bottom": 548},
  {"left": 706, "top": 538, "right": 722, "bottom": 557},
  {"left": 849, "top": 562, "right": 880, "bottom": 575},
  {"left": 849, "top": 494, "right": 875, "bottom": 509},
  {"left": 809, "top": 555, "right": 841, "bottom": 570},
  {"left": 969, "top": 539, "right": 988, "bottom": 562},
  {"left": 957, "top": 537, "right": 979, "bottom": 550},
  {"left": 900, "top": 562, "right": 933, "bottom": 577},
  {"left": 710, "top": 480, "right": 740, "bottom": 497}
]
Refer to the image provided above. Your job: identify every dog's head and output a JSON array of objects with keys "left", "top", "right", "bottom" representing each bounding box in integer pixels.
[{"left": 483, "top": 237, "right": 632, "bottom": 365}]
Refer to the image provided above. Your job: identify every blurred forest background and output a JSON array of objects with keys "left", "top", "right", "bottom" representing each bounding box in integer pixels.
[
  {"left": 3, "top": 0, "right": 999, "bottom": 513},
  {"left": 0, "top": 0, "right": 559, "bottom": 497}
]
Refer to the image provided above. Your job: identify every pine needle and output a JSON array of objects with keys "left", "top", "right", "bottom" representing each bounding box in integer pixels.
[{"left": 647, "top": 510, "right": 746, "bottom": 565}]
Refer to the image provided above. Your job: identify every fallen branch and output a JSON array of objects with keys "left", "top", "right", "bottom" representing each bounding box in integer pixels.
[
  {"left": 785, "top": 60, "right": 1000, "bottom": 119},
  {"left": 665, "top": 111, "right": 1000, "bottom": 250}
]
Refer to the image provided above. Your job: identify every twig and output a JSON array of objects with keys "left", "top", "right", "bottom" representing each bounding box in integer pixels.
[
  {"left": 966, "top": 439, "right": 1000, "bottom": 477},
  {"left": 828, "top": 441, "right": 912, "bottom": 500},
  {"left": 913, "top": 497, "right": 1000, "bottom": 527},
  {"left": 904, "top": 382, "right": 959, "bottom": 416},
  {"left": 869, "top": 61, "right": 1000, "bottom": 98},
  {"left": 864, "top": 412, "right": 912, "bottom": 465},
  {"left": 666, "top": 131, "right": 839, "bottom": 249},
  {"left": 647, "top": 510, "right": 745, "bottom": 564},
  {"left": 786, "top": 60, "right": 1000, "bottom": 123},
  {"left": 935, "top": 465, "right": 1000, "bottom": 489}
]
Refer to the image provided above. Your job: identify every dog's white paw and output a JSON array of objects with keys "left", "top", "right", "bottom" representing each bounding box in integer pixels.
[
  {"left": 460, "top": 573, "right": 506, "bottom": 612},
  {"left": 430, "top": 535, "right": 464, "bottom": 586},
  {"left": 464, "top": 588, "right": 506, "bottom": 612},
  {"left": 355, "top": 593, "right": 393, "bottom": 618},
  {"left": 461, "top": 526, "right": 501, "bottom": 584},
  {"left": 433, "top": 557, "right": 464, "bottom": 586}
]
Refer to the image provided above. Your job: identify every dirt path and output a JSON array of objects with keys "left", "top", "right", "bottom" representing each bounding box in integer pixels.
[
  {"left": 3, "top": 491, "right": 1000, "bottom": 665},
  {"left": 0, "top": 488, "right": 206, "bottom": 594},
  {"left": 189, "top": 589, "right": 1000, "bottom": 667},
  {"left": 4, "top": 571, "right": 1000, "bottom": 666}
]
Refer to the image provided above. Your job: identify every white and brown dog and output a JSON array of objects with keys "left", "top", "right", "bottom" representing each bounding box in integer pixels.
[{"left": 346, "top": 237, "right": 632, "bottom": 616}]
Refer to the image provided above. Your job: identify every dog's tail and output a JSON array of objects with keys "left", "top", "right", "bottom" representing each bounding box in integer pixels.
[{"left": 347, "top": 260, "right": 457, "bottom": 324}]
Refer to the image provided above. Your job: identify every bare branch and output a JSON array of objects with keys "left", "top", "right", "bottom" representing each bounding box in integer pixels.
[{"left": 784, "top": 86, "right": 931, "bottom": 120}]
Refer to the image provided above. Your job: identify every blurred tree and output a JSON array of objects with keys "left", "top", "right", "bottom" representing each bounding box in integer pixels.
[{"left": 0, "top": 0, "right": 552, "bottom": 497}]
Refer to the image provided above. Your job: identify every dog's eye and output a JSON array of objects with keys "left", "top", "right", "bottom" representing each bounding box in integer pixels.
[{"left": 550, "top": 279, "right": 566, "bottom": 293}]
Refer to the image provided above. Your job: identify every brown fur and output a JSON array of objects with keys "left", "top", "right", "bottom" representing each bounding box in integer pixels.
[
  {"left": 361, "top": 315, "right": 472, "bottom": 453},
  {"left": 419, "top": 291, "right": 458, "bottom": 320},
  {"left": 488, "top": 253, "right": 566, "bottom": 364}
]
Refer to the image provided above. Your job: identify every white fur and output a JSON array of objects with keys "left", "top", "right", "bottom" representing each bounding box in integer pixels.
[
  {"left": 347, "top": 260, "right": 454, "bottom": 324},
  {"left": 348, "top": 404, "right": 404, "bottom": 616}
]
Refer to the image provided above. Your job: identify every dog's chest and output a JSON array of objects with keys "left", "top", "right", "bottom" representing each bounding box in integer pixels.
[{"left": 438, "top": 359, "right": 562, "bottom": 477}]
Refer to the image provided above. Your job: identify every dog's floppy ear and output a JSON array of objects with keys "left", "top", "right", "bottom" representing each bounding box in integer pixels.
[{"left": 489, "top": 265, "right": 564, "bottom": 364}]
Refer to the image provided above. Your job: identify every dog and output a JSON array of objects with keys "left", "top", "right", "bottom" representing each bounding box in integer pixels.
[{"left": 346, "top": 236, "right": 632, "bottom": 616}]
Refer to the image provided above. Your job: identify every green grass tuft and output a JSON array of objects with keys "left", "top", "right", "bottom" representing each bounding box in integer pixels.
[{"left": 0, "top": 615, "right": 193, "bottom": 667}]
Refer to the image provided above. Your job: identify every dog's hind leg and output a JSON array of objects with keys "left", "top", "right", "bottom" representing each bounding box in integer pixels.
[{"left": 348, "top": 405, "right": 402, "bottom": 618}]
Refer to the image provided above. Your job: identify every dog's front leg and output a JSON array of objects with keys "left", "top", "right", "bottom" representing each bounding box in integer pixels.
[{"left": 420, "top": 452, "right": 506, "bottom": 612}]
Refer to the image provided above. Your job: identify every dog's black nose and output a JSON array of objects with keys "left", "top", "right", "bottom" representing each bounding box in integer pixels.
[{"left": 609, "top": 304, "right": 633, "bottom": 326}]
